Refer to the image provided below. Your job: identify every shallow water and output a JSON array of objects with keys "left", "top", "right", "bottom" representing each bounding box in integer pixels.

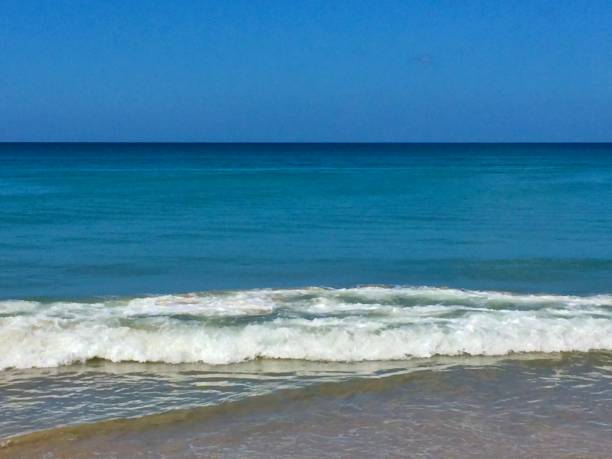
[{"left": 2, "top": 353, "right": 611, "bottom": 458}]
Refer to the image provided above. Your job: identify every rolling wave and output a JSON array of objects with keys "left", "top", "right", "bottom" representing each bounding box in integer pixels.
[{"left": 1, "top": 286, "right": 612, "bottom": 369}]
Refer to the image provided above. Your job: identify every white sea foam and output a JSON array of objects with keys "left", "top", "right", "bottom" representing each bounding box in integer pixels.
[{"left": 1, "top": 286, "right": 612, "bottom": 369}]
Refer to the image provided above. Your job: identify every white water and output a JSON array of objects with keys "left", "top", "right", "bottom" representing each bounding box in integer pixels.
[{"left": 2, "top": 286, "right": 612, "bottom": 369}]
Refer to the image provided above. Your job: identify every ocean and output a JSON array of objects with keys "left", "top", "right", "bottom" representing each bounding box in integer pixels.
[{"left": 1, "top": 143, "right": 612, "bottom": 458}]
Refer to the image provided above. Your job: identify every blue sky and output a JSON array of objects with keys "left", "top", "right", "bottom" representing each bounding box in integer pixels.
[{"left": 1, "top": 0, "right": 611, "bottom": 142}]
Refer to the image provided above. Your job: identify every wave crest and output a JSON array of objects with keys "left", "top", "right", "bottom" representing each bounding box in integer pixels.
[{"left": 2, "top": 286, "right": 612, "bottom": 369}]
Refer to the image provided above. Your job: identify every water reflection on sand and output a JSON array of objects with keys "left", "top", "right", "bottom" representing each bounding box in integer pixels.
[{"left": 1, "top": 352, "right": 612, "bottom": 458}]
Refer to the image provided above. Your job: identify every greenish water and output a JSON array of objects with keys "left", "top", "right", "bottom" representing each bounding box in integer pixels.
[{"left": 3, "top": 353, "right": 612, "bottom": 458}]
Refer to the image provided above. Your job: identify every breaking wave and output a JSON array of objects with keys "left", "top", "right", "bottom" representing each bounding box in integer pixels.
[{"left": 2, "top": 286, "right": 612, "bottom": 369}]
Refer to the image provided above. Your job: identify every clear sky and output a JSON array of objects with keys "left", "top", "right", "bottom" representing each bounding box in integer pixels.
[{"left": 1, "top": 0, "right": 611, "bottom": 142}]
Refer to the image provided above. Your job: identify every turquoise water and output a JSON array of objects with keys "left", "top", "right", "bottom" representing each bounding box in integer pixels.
[
  {"left": 2, "top": 144, "right": 612, "bottom": 450},
  {"left": 1, "top": 143, "right": 612, "bottom": 299}
]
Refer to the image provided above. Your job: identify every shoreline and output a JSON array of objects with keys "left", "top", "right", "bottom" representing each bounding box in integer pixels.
[{"left": 2, "top": 353, "right": 611, "bottom": 458}]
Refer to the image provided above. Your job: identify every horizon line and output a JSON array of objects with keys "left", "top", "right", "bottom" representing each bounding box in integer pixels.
[{"left": 1, "top": 141, "right": 612, "bottom": 145}]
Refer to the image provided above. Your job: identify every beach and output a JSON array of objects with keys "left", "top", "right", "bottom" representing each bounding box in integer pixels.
[
  {"left": 1, "top": 143, "right": 612, "bottom": 457},
  {"left": 2, "top": 353, "right": 611, "bottom": 458}
]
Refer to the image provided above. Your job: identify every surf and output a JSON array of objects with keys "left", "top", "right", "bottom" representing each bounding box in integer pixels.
[{"left": 2, "top": 286, "right": 612, "bottom": 370}]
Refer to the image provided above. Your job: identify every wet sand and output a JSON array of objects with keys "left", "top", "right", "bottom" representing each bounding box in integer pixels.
[{"left": 2, "top": 354, "right": 611, "bottom": 458}]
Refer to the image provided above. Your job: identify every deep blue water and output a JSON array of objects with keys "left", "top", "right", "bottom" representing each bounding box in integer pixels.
[{"left": 1, "top": 143, "right": 611, "bottom": 298}]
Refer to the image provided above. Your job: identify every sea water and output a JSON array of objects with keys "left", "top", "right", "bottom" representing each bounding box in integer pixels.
[{"left": 1, "top": 143, "right": 611, "bottom": 457}]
